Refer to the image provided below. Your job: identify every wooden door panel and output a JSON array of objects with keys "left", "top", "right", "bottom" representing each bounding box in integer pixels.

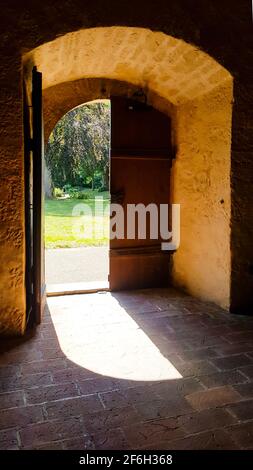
[
  {"left": 110, "top": 157, "right": 171, "bottom": 248},
  {"left": 110, "top": 250, "right": 170, "bottom": 291},
  {"left": 23, "top": 83, "right": 34, "bottom": 325},
  {"left": 111, "top": 97, "right": 171, "bottom": 155},
  {"left": 110, "top": 96, "right": 172, "bottom": 290},
  {"left": 32, "top": 67, "right": 46, "bottom": 324}
]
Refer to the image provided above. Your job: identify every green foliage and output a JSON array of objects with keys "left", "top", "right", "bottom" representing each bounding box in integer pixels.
[
  {"left": 45, "top": 101, "right": 110, "bottom": 192},
  {"left": 54, "top": 187, "right": 64, "bottom": 198},
  {"left": 61, "top": 184, "right": 93, "bottom": 199},
  {"left": 62, "top": 183, "right": 72, "bottom": 193},
  {"left": 98, "top": 185, "right": 108, "bottom": 192},
  {"left": 70, "top": 190, "right": 90, "bottom": 199}
]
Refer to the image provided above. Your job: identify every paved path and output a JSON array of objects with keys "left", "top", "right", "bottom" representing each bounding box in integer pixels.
[{"left": 45, "top": 246, "right": 109, "bottom": 284}]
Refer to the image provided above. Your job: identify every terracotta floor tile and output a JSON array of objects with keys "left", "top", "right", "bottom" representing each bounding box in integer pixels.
[{"left": 1, "top": 288, "right": 253, "bottom": 449}]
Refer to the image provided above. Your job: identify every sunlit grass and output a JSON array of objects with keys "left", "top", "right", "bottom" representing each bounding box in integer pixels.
[{"left": 45, "top": 192, "right": 110, "bottom": 248}]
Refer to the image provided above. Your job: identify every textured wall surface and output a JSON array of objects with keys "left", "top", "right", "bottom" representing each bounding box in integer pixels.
[
  {"left": 172, "top": 84, "right": 233, "bottom": 308},
  {"left": 0, "top": 51, "right": 26, "bottom": 336},
  {"left": 231, "top": 81, "right": 253, "bottom": 313},
  {"left": 24, "top": 27, "right": 229, "bottom": 105},
  {"left": 0, "top": 0, "right": 252, "bottom": 335}
]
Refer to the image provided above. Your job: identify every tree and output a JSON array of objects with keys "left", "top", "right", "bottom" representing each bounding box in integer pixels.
[{"left": 45, "top": 101, "right": 110, "bottom": 192}]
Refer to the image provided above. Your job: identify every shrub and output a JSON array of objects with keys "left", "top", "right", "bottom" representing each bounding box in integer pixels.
[
  {"left": 98, "top": 185, "right": 108, "bottom": 192},
  {"left": 70, "top": 190, "right": 90, "bottom": 199},
  {"left": 54, "top": 187, "right": 64, "bottom": 198},
  {"left": 63, "top": 184, "right": 72, "bottom": 193},
  {"left": 68, "top": 186, "right": 80, "bottom": 197}
]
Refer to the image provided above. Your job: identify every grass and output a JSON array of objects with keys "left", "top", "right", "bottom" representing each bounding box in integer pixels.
[{"left": 45, "top": 191, "right": 110, "bottom": 248}]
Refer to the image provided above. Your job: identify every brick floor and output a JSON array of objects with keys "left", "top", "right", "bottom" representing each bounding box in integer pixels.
[{"left": 1, "top": 287, "right": 253, "bottom": 449}]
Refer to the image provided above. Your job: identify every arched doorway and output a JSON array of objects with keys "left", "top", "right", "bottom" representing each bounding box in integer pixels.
[
  {"left": 44, "top": 99, "right": 111, "bottom": 295},
  {"left": 23, "top": 26, "right": 233, "bottom": 324}
]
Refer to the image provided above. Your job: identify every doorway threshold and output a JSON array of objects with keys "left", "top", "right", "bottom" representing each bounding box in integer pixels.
[{"left": 46, "top": 280, "right": 109, "bottom": 297}]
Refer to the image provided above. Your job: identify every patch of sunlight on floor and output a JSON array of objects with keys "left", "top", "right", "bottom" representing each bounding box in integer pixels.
[{"left": 47, "top": 293, "right": 182, "bottom": 382}]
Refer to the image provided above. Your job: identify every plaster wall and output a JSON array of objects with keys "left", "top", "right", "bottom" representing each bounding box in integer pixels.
[
  {"left": 171, "top": 84, "right": 233, "bottom": 308},
  {"left": 0, "top": 54, "right": 26, "bottom": 336},
  {"left": 24, "top": 27, "right": 229, "bottom": 106}
]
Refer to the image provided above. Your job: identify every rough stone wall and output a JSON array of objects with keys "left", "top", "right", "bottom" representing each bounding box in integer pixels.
[
  {"left": 231, "top": 80, "right": 253, "bottom": 313},
  {"left": 0, "top": 51, "right": 26, "bottom": 335},
  {"left": 0, "top": 0, "right": 252, "bottom": 335},
  {"left": 172, "top": 83, "right": 233, "bottom": 308},
  {"left": 24, "top": 27, "right": 229, "bottom": 106}
]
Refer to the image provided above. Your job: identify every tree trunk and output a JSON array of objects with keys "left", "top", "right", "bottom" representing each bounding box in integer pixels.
[
  {"left": 104, "top": 164, "right": 109, "bottom": 190},
  {"left": 44, "top": 164, "right": 54, "bottom": 199}
]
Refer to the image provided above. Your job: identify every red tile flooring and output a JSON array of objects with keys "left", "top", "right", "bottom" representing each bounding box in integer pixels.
[{"left": 1, "top": 288, "right": 253, "bottom": 449}]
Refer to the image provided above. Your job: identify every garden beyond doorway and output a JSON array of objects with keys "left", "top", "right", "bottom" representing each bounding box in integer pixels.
[{"left": 44, "top": 100, "right": 110, "bottom": 293}]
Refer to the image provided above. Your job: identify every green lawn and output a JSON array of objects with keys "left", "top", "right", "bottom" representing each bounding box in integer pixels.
[{"left": 45, "top": 191, "right": 110, "bottom": 248}]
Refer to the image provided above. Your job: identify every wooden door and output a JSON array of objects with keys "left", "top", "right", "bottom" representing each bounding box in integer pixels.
[
  {"left": 23, "top": 82, "right": 34, "bottom": 325},
  {"left": 32, "top": 67, "right": 46, "bottom": 323},
  {"left": 24, "top": 67, "right": 46, "bottom": 325},
  {"left": 110, "top": 96, "right": 172, "bottom": 290}
]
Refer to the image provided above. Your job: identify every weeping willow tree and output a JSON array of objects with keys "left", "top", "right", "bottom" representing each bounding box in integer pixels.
[{"left": 45, "top": 101, "right": 110, "bottom": 193}]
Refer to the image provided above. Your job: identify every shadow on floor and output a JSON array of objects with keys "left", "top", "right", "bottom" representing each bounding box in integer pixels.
[{"left": 1, "top": 288, "right": 253, "bottom": 449}]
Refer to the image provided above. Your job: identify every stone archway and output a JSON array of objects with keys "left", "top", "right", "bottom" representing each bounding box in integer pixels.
[
  {"left": 24, "top": 27, "right": 231, "bottom": 105},
  {"left": 18, "top": 26, "right": 233, "bottom": 335}
]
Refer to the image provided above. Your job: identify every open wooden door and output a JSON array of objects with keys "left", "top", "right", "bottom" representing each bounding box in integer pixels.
[
  {"left": 24, "top": 66, "right": 46, "bottom": 325},
  {"left": 32, "top": 67, "right": 46, "bottom": 323},
  {"left": 110, "top": 96, "right": 172, "bottom": 291},
  {"left": 23, "top": 80, "right": 34, "bottom": 325}
]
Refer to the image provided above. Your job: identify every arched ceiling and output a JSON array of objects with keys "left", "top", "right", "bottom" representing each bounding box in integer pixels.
[{"left": 24, "top": 26, "right": 232, "bottom": 106}]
